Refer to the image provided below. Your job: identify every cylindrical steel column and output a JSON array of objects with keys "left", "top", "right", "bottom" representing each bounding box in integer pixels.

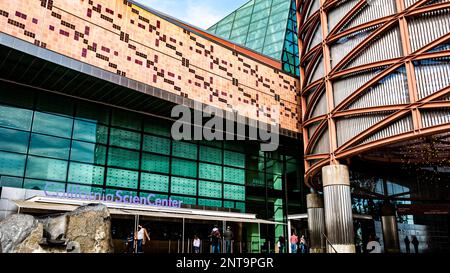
[
  {"left": 322, "top": 165, "right": 355, "bottom": 253},
  {"left": 381, "top": 203, "right": 400, "bottom": 253},
  {"left": 307, "top": 193, "right": 326, "bottom": 253}
]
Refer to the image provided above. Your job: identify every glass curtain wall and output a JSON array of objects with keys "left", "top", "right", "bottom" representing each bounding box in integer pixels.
[{"left": 0, "top": 83, "right": 302, "bottom": 223}]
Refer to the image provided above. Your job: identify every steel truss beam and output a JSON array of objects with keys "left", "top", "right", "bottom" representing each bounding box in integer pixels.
[{"left": 298, "top": 0, "right": 450, "bottom": 187}]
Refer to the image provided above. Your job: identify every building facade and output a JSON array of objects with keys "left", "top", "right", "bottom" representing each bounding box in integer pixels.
[
  {"left": 0, "top": 0, "right": 449, "bottom": 253},
  {"left": 0, "top": 0, "right": 305, "bottom": 253},
  {"left": 297, "top": 0, "right": 450, "bottom": 253}
]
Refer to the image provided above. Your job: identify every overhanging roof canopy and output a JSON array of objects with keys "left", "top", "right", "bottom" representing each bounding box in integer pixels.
[{"left": 14, "top": 197, "right": 284, "bottom": 225}]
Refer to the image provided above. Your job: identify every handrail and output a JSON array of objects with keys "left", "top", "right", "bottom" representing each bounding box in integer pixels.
[{"left": 321, "top": 232, "right": 338, "bottom": 253}]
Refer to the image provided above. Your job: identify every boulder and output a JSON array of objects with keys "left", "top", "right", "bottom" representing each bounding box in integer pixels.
[
  {"left": 0, "top": 204, "right": 114, "bottom": 253},
  {"left": 0, "top": 214, "right": 38, "bottom": 253}
]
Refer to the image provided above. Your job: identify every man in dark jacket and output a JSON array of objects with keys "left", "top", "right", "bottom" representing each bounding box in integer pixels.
[{"left": 224, "top": 226, "right": 234, "bottom": 253}]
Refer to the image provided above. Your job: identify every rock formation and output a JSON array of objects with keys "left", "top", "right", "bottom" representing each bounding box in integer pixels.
[{"left": 0, "top": 203, "right": 114, "bottom": 253}]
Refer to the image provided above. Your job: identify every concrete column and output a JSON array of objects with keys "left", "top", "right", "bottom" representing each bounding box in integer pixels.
[
  {"left": 322, "top": 165, "right": 355, "bottom": 253},
  {"left": 381, "top": 203, "right": 400, "bottom": 253},
  {"left": 307, "top": 193, "right": 326, "bottom": 253}
]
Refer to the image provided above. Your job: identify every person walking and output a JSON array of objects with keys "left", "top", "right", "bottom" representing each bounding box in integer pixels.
[
  {"left": 404, "top": 236, "right": 411, "bottom": 253},
  {"left": 210, "top": 225, "right": 221, "bottom": 253},
  {"left": 193, "top": 235, "right": 201, "bottom": 253},
  {"left": 135, "top": 225, "right": 151, "bottom": 253},
  {"left": 277, "top": 236, "right": 285, "bottom": 253},
  {"left": 411, "top": 236, "right": 419, "bottom": 253},
  {"left": 290, "top": 232, "right": 298, "bottom": 253},
  {"left": 224, "top": 226, "right": 234, "bottom": 253}
]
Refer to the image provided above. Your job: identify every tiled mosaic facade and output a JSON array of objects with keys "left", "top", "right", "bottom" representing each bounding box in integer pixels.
[{"left": 0, "top": 0, "right": 301, "bottom": 132}]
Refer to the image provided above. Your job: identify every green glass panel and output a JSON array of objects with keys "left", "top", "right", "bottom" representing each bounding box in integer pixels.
[
  {"left": 246, "top": 155, "right": 265, "bottom": 171},
  {"left": 0, "top": 105, "right": 33, "bottom": 131},
  {"left": 246, "top": 39, "right": 265, "bottom": 49},
  {"left": 106, "top": 168, "right": 138, "bottom": 189},
  {"left": 199, "top": 146, "right": 222, "bottom": 164},
  {"left": 68, "top": 162, "right": 104, "bottom": 185},
  {"left": 23, "top": 179, "right": 65, "bottom": 191},
  {"left": 25, "top": 156, "right": 68, "bottom": 182},
  {"left": 36, "top": 95, "right": 73, "bottom": 116},
  {"left": 66, "top": 183, "right": 100, "bottom": 194},
  {"left": 198, "top": 180, "right": 222, "bottom": 198},
  {"left": 171, "top": 158, "right": 197, "bottom": 178},
  {"left": 235, "top": 202, "right": 246, "bottom": 212},
  {"left": 32, "top": 112, "right": 73, "bottom": 138},
  {"left": 76, "top": 102, "right": 110, "bottom": 125},
  {"left": 172, "top": 141, "right": 197, "bottom": 159},
  {"left": 224, "top": 184, "right": 245, "bottom": 201},
  {"left": 246, "top": 27, "right": 267, "bottom": 42},
  {"left": 224, "top": 150, "right": 245, "bottom": 168},
  {"left": 170, "top": 195, "right": 196, "bottom": 205},
  {"left": 223, "top": 200, "right": 235, "bottom": 209},
  {"left": 105, "top": 188, "right": 137, "bottom": 199},
  {"left": 248, "top": 19, "right": 269, "bottom": 32},
  {"left": 232, "top": 15, "right": 251, "bottom": 29},
  {"left": 198, "top": 199, "right": 222, "bottom": 208},
  {"left": 0, "top": 151, "right": 26, "bottom": 177},
  {"left": 140, "top": 173, "right": 169, "bottom": 192},
  {"left": 29, "top": 134, "right": 70, "bottom": 160},
  {"left": 142, "top": 135, "right": 170, "bottom": 155},
  {"left": 109, "top": 128, "right": 141, "bottom": 150},
  {"left": 230, "top": 25, "right": 249, "bottom": 37},
  {"left": 0, "top": 176, "right": 23, "bottom": 188},
  {"left": 70, "top": 141, "right": 106, "bottom": 165},
  {"left": 107, "top": 147, "right": 139, "bottom": 170},
  {"left": 76, "top": 102, "right": 109, "bottom": 124},
  {"left": 73, "top": 120, "right": 108, "bottom": 144},
  {"left": 264, "top": 33, "right": 285, "bottom": 48},
  {"left": 111, "top": 109, "right": 141, "bottom": 130},
  {"left": 141, "top": 153, "right": 169, "bottom": 173},
  {"left": 141, "top": 192, "right": 169, "bottom": 201},
  {"left": 228, "top": 35, "right": 247, "bottom": 45},
  {"left": 199, "top": 163, "right": 222, "bottom": 181},
  {"left": 170, "top": 177, "right": 197, "bottom": 196},
  {"left": 144, "top": 119, "right": 171, "bottom": 137},
  {"left": 251, "top": 8, "right": 271, "bottom": 21},
  {"left": 223, "top": 167, "right": 245, "bottom": 185},
  {"left": 271, "top": 1, "right": 290, "bottom": 15},
  {"left": 235, "top": 5, "right": 253, "bottom": 18},
  {"left": 0, "top": 127, "right": 29, "bottom": 153},
  {"left": 253, "top": 0, "right": 271, "bottom": 12},
  {"left": 246, "top": 171, "right": 265, "bottom": 187}
]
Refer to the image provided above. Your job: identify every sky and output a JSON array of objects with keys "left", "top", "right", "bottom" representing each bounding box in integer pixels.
[{"left": 135, "top": 0, "right": 248, "bottom": 29}]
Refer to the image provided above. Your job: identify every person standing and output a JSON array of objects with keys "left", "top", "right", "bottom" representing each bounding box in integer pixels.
[
  {"left": 277, "top": 236, "right": 285, "bottom": 253},
  {"left": 193, "top": 235, "right": 201, "bottom": 253},
  {"left": 210, "top": 225, "right": 221, "bottom": 253},
  {"left": 224, "top": 226, "right": 234, "bottom": 254},
  {"left": 135, "top": 225, "right": 151, "bottom": 253},
  {"left": 290, "top": 232, "right": 298, "bottom": 253},
  {"left": 299, "top": 235, "right": 308, "bottom": 253},
  {"left": 125, "top": 230, "right": 135, "bottom": 253},
  {"left": 411, "top": 236, "right": 419, "bottom": 253},
  {"left": 404, "top": 236, "right": 411, "bottom": 253}
]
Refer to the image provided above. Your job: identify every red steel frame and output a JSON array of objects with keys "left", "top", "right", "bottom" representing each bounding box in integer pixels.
[{"left": 298, "top": 0, "right": 450, "bottom": 188}]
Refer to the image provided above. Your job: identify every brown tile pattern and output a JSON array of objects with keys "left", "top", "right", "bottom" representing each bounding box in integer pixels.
[{"left": 0, "top": 0, "right": 301, "bottom": 132}]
